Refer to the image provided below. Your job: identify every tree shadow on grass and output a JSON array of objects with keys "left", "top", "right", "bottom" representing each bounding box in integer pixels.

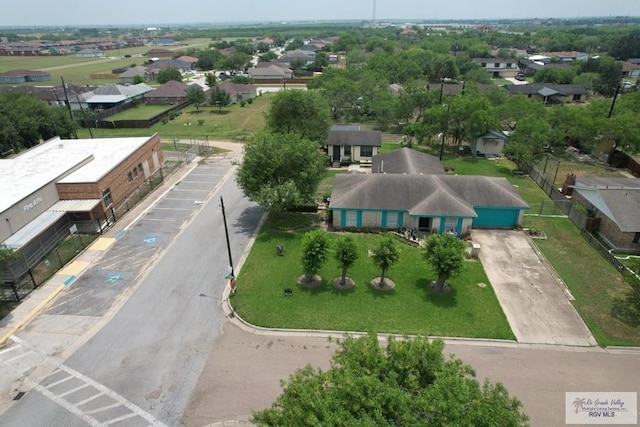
[
  {"left": 364, "top": 280, "right": 397, "bottom": 299},
  {"left": 611, "top": 289, "right": 640, "bottom": 327},
  {"left": 415, "top": 278, "right": 458, "bottom": 308}
]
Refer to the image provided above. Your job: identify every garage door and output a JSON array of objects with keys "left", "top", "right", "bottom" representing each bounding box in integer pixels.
[{"left": 472, "top": 207, "right": 520, "bottom": 228}]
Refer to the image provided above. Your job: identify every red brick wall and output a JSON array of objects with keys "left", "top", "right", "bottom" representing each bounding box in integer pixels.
[{"left": 56, "top": 135, "right": 164, "bottom": 216}]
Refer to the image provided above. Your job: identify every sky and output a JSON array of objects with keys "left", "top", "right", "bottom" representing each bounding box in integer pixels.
[{"left": 1, "top": 0, "right": 639, "bottom": 27}]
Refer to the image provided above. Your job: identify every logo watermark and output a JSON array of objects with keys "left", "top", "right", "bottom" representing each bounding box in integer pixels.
[{"left": 566, "top": 392, "right": 637, "bottom": 424}]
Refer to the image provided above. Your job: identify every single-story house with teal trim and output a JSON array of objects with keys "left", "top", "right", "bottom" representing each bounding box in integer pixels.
[{"left": 329, "top": 174, "right": 528, "bottom": 232}]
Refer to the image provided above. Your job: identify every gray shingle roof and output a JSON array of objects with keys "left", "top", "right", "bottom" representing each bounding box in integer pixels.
[
  {"left": 326, "top": 130, "right": 382, "bottom": 147},
  {"left": 505, "top": 83, "right": 587, "bottom": 95},
  {"left": 371, "top": 148, "right": 445, "bottom": 175},
  {"left": 573, "top": 177, "right": 640, "bottom": 231},
  {"left": 329, "top": 174, "right": 528, "bottom": 217}
]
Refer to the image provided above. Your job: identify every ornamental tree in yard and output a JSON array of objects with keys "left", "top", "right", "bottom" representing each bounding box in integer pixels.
[
  {"left": 251, "top": 334, "right": 529, "bottom": 426},
  {"left": 334, "top": 236, "right": 358, "bottom": 286},
  {"left": 371, "top": 237, "right": 399, "bottom": 287},
  {"left": 301, "top": 229, "right": 330, "bottom": 283},
  {"left": 424, "top": 232, "right": 467, "bottom": 293}
]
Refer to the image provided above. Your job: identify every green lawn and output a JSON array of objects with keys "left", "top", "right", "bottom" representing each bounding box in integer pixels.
[
  {"left": 524, "top": 217, "right": 640, "bottom": 346},
  {"left": 232, "top": 224, "right": 515, "bottom": 339},
  {"left": 108, "top": 104, "right": 173, "bottom": 120},
  {"left": 77, "top": 93, "right": 273, "bottom": 141}
]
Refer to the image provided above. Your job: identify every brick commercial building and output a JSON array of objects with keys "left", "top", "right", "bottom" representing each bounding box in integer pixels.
[{"left": 0, "top": 134, "right": 163, "bottom": 284}]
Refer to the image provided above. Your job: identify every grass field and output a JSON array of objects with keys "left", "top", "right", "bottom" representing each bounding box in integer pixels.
[
  {"left": 78, "top": 92, "right": 273, "bottom": 141},
  {"left": 0, "top": 38, "right": 212, "bottom": 86},
  {"left": 232, "top": 223, "right": 515, "bottom": 339},
  {"left": 524, "top": 216, "right": 640, "bottom": 346},
  {"left": 108, "top": 104, "right": 173, "bottom": 120}
]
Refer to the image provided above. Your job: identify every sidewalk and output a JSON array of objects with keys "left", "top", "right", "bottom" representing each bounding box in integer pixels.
[{"left": 0, "top": 159, "right": 200, "bottom": 347}]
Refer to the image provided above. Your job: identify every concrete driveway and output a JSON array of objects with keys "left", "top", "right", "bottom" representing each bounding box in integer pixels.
[{"left": 472, "top": 230, "right": 596, "bottom": 346}]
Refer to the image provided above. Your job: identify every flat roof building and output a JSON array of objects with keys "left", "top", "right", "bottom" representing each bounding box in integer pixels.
[{"left": 1, "top": 134, "right": 163, "bottom": 284}]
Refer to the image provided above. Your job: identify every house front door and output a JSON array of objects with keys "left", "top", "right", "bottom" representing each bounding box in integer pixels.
[
  {"left": 332, "top": 146, "right": 340, "bottom": 162},
  {"left": 418, "top": 217, "right": 430, "bottom": 230}
]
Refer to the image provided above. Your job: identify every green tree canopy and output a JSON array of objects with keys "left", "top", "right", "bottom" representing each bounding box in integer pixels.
[
  {"left": 209, "top": 86, "right": 231, "bottom": 111},
  {"left": 264, "top": 90, "right": 331, "bottom": 143},
  {"left": 301, "top": 229, "right": 330, "bottom": 282},
  {"left": 186, "top": 86, "right": 205, "bottom": 111},
  {"left": 424, "top": 233, "right": 467, "bottom": 292},
  {"left": 235, "top": 131, "right": 327, "bottom": 213},
  {"left": 371, "top": 237, "right": 399, "bottom": 287},
  {"left": 334, "top": 236, "right": 358, "bottom": 286},
  {"left": 0, "top": 91, "right": 76, "bottom": 154},
  {"left": 156, "top": 68, "right": 182, "bottom": 84},
  {"left": 252, "top": 334, "right": 529, "bottom": 426},
  {"left": 204, "top": 72, "right": 217, "bottom": 88}
]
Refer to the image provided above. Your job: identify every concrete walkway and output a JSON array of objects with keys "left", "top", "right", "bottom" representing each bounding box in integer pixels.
[{"left": 472, "top": 229, "right": 596, "bottom": 346}]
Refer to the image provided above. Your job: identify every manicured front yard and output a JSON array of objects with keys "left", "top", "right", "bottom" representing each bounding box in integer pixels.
[{"left": 232, "top": 223, "right": 515, "bottom": 340}]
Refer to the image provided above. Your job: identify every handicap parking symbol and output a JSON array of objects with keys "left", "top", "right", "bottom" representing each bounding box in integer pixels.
[
  {"left": 143, "top": 235, "right": 157, "bottom": 244},
  {"left": 105, "top": 272, "right": 123, "bottom": 283}
]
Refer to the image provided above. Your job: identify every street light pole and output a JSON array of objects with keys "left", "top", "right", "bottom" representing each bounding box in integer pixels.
[{"left": 220, "top": 196, "right": 235, "bottom": 292}]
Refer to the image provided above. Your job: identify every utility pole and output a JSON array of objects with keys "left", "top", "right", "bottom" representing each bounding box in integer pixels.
[
  {"left": 439, "top": 103, "right": 451, "bottom": 161},
  {"left": 220, "top": 196, "right": 235, "bottom": 293},
  {"left": 608, "top": 82, "right": 622, "bottom": 118}
]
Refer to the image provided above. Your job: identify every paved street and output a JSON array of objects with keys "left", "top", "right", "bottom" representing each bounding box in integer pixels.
[
  {"left": 183, "top": 322, "right": 640, "bottom": 427},
  {"left": 0, "top": 146, "right": 264, "bottom": 426}
]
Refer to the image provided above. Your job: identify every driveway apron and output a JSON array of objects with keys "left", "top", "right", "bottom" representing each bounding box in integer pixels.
[{"left": 472, "top": 230, "right": 596, "bottom": 346}]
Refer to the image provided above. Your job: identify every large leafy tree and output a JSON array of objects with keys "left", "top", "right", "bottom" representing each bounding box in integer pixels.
[
  {"left": 204, "top": 72, "right": 217, "bottom": 89},
  {"left": 334, "top": 236, "right": 358, "bottom": 286},
  {"left": 252, "top": 334, "right": 528, "bottom": 426},
  {"left": 209, "top": 86, "right": 231, "bottom": 111},
  {"left": 424, "top": 233, "right": 467, "bottom": 292},
  {"left": 186, "top": 86, "right": 205, "bottom": 111},
  {"left": 371, "top": 237, "right": 399, "bottom": 288},
  {"left": 235, "top": 131, "right": 326, "bottom": 213},
  {"left": 0, "top": 91, "right": 76, "bottom": 153},
  {"left": 156, "top": 68, "right": 182, "bottom": 84},
  {"left": 301, "top": 229, "right": 330, "bottom": 283},
  {"left": 264, "top": 90, "right": 331, "bottom": 143}
]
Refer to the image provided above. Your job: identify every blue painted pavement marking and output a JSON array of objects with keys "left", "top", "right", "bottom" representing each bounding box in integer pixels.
[
  {"left": 105, "top": 272, "right": 123, "bottom": 283},
  {"left": 143, "top": 235, "right": 157, "bottom": 244},
  {"left": 114, "top": 230, "right": 125, "bottom": 240},
  {"left": 63, "top": 275, "right": 76, "bottom": 286}
]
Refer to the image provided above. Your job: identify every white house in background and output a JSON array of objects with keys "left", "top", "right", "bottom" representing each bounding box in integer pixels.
[
  {"left": 472, "top": 58, "right": 520, "bottom": 78},
  {"left": 75, "top": 48, "right": 105, "bottom": 58}
]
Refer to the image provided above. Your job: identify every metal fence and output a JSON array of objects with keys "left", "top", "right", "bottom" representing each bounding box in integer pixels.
[
  {"left": 1, "top": 232, "right": 95, "bottom": 301},
  {"left": 521, "top": 158, "right": 632, "bottom": 276}
]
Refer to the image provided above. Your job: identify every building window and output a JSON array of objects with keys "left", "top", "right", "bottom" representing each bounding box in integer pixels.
[
  {"left": 494, "top": 62, "right": 500, "bottom": 68},
  {"left": 132, "top": 167, "right": 138, "bottom": 177},
  {"left": 345, "top": 211, "right": 358, "bottom": 227},
  {"left": 127, "top": 172, "right": 133, "bottom": 182},
  {"left": 444, "top": 217, "right": 457, "bottom": 231},
  {"left": 506, "top": 63, "right": 512, "bottom": 68},
  {"left": 102, "top": 188, "right": 113, "bottom": 207},
  {"left": 481, "top": 62, "right": 486, "bottom": 67},
  {"left": 634, "top": 233, "right": 640, "bottom": 244},
  {"left": 344, "top": 146, "right": 351, "bottom": 155},
  {"left": 138, "top": 163, "right": 143, "bottom": 173},
  {"left": 360, "top": 146, "right": 373, "bottom": 157},
  {"left": 573, "top": 94, "right": 581, "bottom": 101}
]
